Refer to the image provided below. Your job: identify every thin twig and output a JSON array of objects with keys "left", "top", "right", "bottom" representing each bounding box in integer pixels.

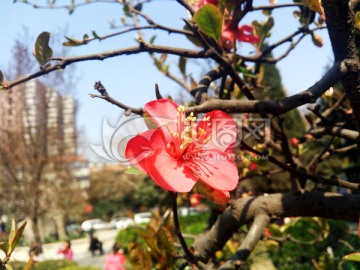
[{"left": 170, "top": 192, "right": 198, "bottom": 267}]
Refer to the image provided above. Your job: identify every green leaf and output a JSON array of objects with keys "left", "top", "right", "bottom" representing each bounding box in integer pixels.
[
  {"left": 63, "top": 36, "right": 83, "bottom": 47},
  {"left": 125, "top": 167, "right": 145, "bottom": 175},
  {"left": 194, "top": 4, "right": 223, "bottom": 41},
  {"left": 134, "top": 3, "right": 142, "bottom": 11},
  {"left": 33, "top": 32, "right": 53, "bottom": 65},
  {"left": 267, "top": 224, "right": 284, "bottom": 238},
  {"left": 7, "top": 220, "right": 26, "bottom": 256},
  {"left": 149, "top": 35, "right": 156, "bottom": 44},
  {"left": 92, "top": 31, "right": 101, "bottom": 40},
  {"left": 343, "top": 253, "right": 360, "bottom": 263},
  {"left": 288, "top": 218, "right": 322, "bottom": 243},
  {"left": 179, "top": 57, "right": 187, "bottom": 77},
  {"left": 123, "top": 3, "right": 131, "bottom": 17},
  {"left": 0, "top": 242, "right": 9, "bottom": 253},
  {"left": 311, "top": 32, "right": 323, "bottom": 47}
]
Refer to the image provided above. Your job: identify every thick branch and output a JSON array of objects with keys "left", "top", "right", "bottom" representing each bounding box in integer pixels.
[
  {"left": 219, "top": 214, "right": 270, "bottom": 270},
  {"left": 187, "top": 60, "right": 346, "bottom": 115},
  {"left": 192, "top": 191, "right": 360, "bottom": 263},
  {"left": 322, "top": 0, "right": 360, "bottom": 130},
  {"left": 310, "top": 126, "right": 360, "bottom": 142},
  {"left": 86, "top": 60, "right": 346, "bottom": 120}
]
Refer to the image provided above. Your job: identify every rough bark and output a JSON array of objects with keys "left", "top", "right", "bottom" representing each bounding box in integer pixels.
[
  {"left": 192, "top": 191, "right": 360, "bottom": 263},
  {"left": 322, "top": 0, "right": 360, "bottom": 130}
]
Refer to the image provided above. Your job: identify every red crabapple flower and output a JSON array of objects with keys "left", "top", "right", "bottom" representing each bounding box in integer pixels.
[
  {"left": 191, "top": 0, "right": 218, "bottom": 11},
  {"left": 222, "top": 23, "right": 260, "bottom": 45},
  {"left": 125, "top": 99, "right": 239, "bottom": 204}
]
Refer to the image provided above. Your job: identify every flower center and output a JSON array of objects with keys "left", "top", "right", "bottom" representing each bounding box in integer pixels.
[{"left": 166, "top": 106, "right": 212, "bottom": 159}]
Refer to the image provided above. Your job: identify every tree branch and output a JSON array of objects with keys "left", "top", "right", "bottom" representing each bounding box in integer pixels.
[
  {"left": 192, "top": 191, "right": 360, "bottom": 263},
  {"left": 322, "top": 0, "right": 360, "bottom": 130},
  {"left": 4, "top": 43, "right": 208, "bottom": 89},
  {"left": 309, "top": 126, "right": 360, "bottom": 142},
  {"left": 219, "top": 214, "right": 270, "bottom": 270}
]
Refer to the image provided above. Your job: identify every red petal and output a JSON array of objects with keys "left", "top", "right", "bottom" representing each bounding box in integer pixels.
[
  {"left": 188, "top": 150, "right": 238, "bottom": 191},
  {"left": 198, "top": 110, "right": 238, "bottom": 152},
  {"left": 125, "top": 129, "right": 165, "bottom": 173},
  {"left": 238, "top": 24, "right": 254, "bottom": 33},
  {"left": 144, "top": 99, "right": 179, "bottom": 127},
  {"left": 237, "top": 34, "right": 260, "bottom": 44},
  {"left": 222, "top": 29, "right": 235, "bottom": 44},
  {"left": 145, "top": 149, "right": 198, "bottom": 192}
]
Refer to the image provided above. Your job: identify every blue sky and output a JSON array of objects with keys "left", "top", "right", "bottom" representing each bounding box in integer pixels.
[{"left": 1, "top": 1, "right": 333, "bottom": 161}]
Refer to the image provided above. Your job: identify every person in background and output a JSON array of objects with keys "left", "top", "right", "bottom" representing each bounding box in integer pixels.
[
  {"left": 89, "top": 234, "right": 104, "bottom": 256},
  {"left": 57, "top": 240, "right": 73, "bottom": 260},
  {"left": 104, "top": 243, "right": 126, "bottom": 270},
  {"left": 28, "top": 241, "right": 43, "bottom": 263}
]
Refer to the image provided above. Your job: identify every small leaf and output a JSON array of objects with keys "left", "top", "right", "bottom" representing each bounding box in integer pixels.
[
  {"left": 159, "top": 53, "right": 167, "bottom": 64},
  {"left": 302, "top": 0, "right": 324, "bottom": 17},
  {"left": 123, "top": 3, "right": 131, "bottom": 17},
  {"left": 343, "top": 253, "right": 360, "bottom": 263},
  {"left": 125, "top": 167, "right": 145, "bottom": 175},
  {"left": 149, "top": 35, "right": 156, "bottom": 44},
  {"left": 92, "top": 31, "right": 100, "bottom": 39},
  {"left": 63, "top": 36, "right": 83, "bottom": 46},
  {"left": 23, "top": 256, "right": 34, "bottom": 270},
  {"left": 194, "top": 4, "right": 223, "bottom": 41},
  {"left": 7, "top": 220, "right": 26, "bottom": 256},
  {"left": 267, "top": 224, "right": 284, "bottom": 238},
  {"left": 179, "top": 57, "right": 187, "bottom": 77},
  {"left": 33, "top": 32, "right": 53, "bottom": 65},
  {"left": 0, "top": 242, "right": 9, "bottom": 253},
  {"left": 311, "top": 32, "right": 323, "bottom": 47},
  {"left": 66, "top": 6, "right": 74, "bottom": 14},
  {"left": 134, "top": 3, "right": 142, "bottom": 11}
]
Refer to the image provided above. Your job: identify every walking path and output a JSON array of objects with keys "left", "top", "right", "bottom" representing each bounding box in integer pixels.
[{"left": 9, "top": 229, "right": 119, "bottom": 268}]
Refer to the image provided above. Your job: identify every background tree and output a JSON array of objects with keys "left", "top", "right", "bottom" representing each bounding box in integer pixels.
[{"left": 0, "top": 29, "right": 83, "bottom": 243}]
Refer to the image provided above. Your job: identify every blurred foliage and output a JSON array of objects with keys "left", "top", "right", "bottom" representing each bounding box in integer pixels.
[
  {"left": 115, "top": 211, "right": 209, "bottom": 269},
  {"left": 9, "top": 260, "right": 101, "bottom": 270},
  {"left": 116, "top": 210, "right": 177, "bottom": 270},
  {"left": 258, "top": 219, "right": 360, "bottom": 270},
  {"left": 10, "top": 260, "right": 75, "bottom": 270},
  {"left": 88, "top": 168, "right": 171, "bottom": 220}
]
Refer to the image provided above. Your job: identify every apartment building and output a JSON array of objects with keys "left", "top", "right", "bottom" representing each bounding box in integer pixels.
[{"left": 0, "top": 79, "right": 89, "bottom": 241}]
